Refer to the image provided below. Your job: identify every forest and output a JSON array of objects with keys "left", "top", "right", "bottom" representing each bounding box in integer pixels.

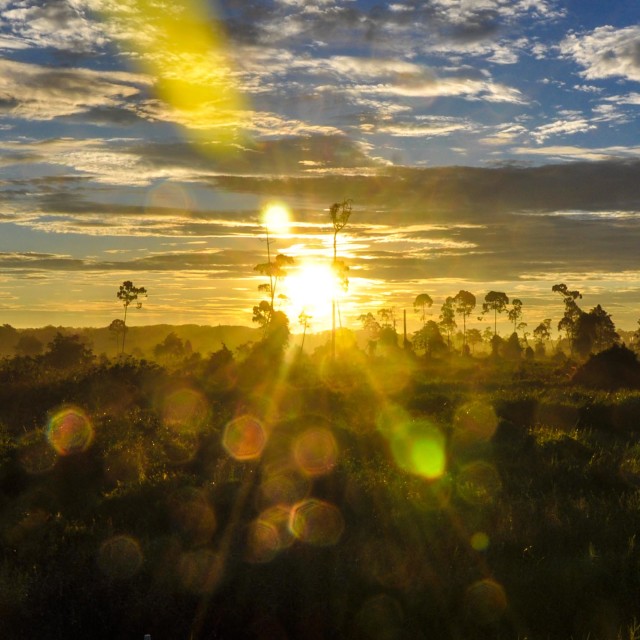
[{"left": 2, "top": 248, "right": 640, "bottom": 639}]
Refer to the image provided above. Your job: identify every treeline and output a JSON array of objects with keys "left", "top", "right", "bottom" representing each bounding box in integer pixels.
[{"left": 358, "top": 283, "right": 636, "bottom": 361}]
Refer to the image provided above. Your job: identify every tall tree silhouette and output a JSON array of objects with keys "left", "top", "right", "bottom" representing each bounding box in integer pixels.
[
  {"left": 439, "top": 297, "right": 456, "bottom": 348},
  {"left": 482, "top": 291, "right": 509, "bottom": 336},
  {"left": 413, "top": 294, "right": 433, "bottom": 327},
  {"left": 117, "top": 280, "right": 147, "bottom": 354},
  {"left": 552, "top": 283, "right": 582, "bottom": 355},
  {"left": 253, "top": 214, "right": 294, "bottom": 336},
  {"left": 453, "top": 290, "right": 476, "bottom": 350},
  {"left": 330, "top": 199, "right": 352, "bottom": 359},
  {"left": 508, "top": 298, "right": 524, "bottom": 334}
]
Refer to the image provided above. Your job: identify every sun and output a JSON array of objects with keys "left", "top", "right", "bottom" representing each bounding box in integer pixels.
[{"left": 283, "top": 262, "right": 341, "bottom": 328}]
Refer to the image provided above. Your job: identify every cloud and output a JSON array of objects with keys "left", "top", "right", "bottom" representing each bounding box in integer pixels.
[
  {"left": 0, "top": 0, "right": 107, "bottom": 52},
  {"left": 605, "top": 93, "right": 640, "bottom": 106},
  {"left": 531, "top": 116, "right": 597, "bottom": 144},
  {"left": 0, "top": 248, "right": 258, "bottom": 274},
  {"left": 0, "top": 59, "right": 147, "bottom": 121},
  {"left": 560, "top": 26, "right": 640, "bottom": 82},
  {"left": 373, "top": 117, "right": 474, "bottom": 138},
  {"left": 512, "top": 144, "right": 640, "bottom": 162}
]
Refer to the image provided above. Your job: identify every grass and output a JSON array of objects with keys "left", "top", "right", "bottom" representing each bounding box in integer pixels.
[{"left": 1, "top": 347, "right": 640, "bottom": 638}]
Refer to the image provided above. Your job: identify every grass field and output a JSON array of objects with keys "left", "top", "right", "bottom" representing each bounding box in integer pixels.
[{"left": 2, "top": 342, "right": 640, "bottom": 639}]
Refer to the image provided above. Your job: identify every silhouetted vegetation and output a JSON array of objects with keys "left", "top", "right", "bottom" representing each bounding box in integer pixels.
[{"left": 1, "top": 325, "right": 640, "bottom": 639}]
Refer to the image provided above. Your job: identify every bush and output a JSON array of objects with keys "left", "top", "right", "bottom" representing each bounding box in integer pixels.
[{"left": 572, "top": 344, "right": 640, "bottom": 390}]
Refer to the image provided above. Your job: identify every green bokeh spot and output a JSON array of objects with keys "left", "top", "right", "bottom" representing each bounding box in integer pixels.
[
  {"left": 390, "top": 420, "right": 446, "bottom": 479},
  {"left": 411, "top": 436, "right": 446, "bottom": 479}
]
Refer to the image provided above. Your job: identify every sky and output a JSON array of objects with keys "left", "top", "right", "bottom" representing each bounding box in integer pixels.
[{"left": 1, "top": 0, "right": 640, "bottom": 336}]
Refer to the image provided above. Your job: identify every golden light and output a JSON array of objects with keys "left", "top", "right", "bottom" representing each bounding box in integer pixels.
[
  {"left": 262, "top": 204, "right": 291, "bottom": 234},
  {"left": 98, "top": 0, "right": 247, "bottom": 150},
  {"left": 283, "top": 262, "right": 340, "bottom": 326}
]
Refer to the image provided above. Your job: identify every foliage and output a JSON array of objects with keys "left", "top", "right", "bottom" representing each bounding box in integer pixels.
[
  {"left": 573, "top": 304, "right": 620, "bottom": 358},
  {"left": 553, "top": 283, "right": 582, "bottom": 352},
  {"left": 117, "top": 280, "right": 147, "bottom": 354},
  {"left": 452, "top": 289, "right": 476, "bottom": 348},
  {"left": 507, "top": 297, "right": 524, "bottom": 333},
  {"left": 14, "top": 333, "right": 43, "bottom": 357},
  {"left": 573, "top": 344, "right": 640, "bottom": 390},
  {"left": 43, "top": 332, "right": 94, "bottom": 369},
  {"left": 153, "top": 332, "right": 185, "bottom": 360},
  {"left": 482, "top": 291, "right": 509, "bottom": 335},
  {"left": 412, "top": 320, "right": 447, "bottom": 357},
  {"left": 439, "top": 297, "right": 456, "bottom": 346},
  {"left": 5, "top": 322, "right": 640, "bottom": 638},
  {"left": 413, "top": 293, "right": 433, "bottom": 326}
]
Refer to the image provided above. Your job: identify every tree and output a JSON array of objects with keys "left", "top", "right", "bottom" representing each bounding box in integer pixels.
[
  {"left": 573, "top": 304, "right": 619, "bottom": 358},
  {"left": 254, "top": 253, "right": 295, "bottom": 333},
  {"left": 439, "top": 297, "right": 457, "bottom": 347},
  {"left": 377, "top": 307, "right": 396, "bottom": 330},
  {"left": 453, "top": 290, "right": 476, "bottom": 349},
  {"left": 507, "top": 298, "right": 524, "bottom": 334},
  {"left": 552, "top": 283, "right": 582, "bottom": 354},
  {"left": 117, "top": 280, "right": 147, "bottom": 354},
  {"left": 482, "top": 291, "right": 509, "bottom": 336},
  {"left": 358, "top": 312, "right": 381, "bottom": 356},
  {"left": 153, "top": 332, "right": 185, "bottom": 361},
  {"left": 503, "top": 332, "right": 522, "bottom": 361},
  {"left": 413, "top": 294, "right": 433, "bottom": 327},
  {"left": 298, "top": 310, "right": 311, "bottom": 353},
  {"left": 330, "top": 199, "right": 352, "bottom": 359},
  {"left": 466, "top": 328, "right": 483, "bottom": 354},
  {"left": 0, "top": 324, "right": 18, "bottom": 354},
  {"left": 533, "top": 319, "right": 552, "bottom": 357},
  {"left": 14, "top": 333, "right": 43, "bottom": 357},
  {"left": 108, "top": 319, "right": 126, "bottom": 352},
  {"left": 413, "top": 320, "right": 447, "bottom": 358},
  {"left": 44, "top": 332, "right": 94, "bottom": 369}
]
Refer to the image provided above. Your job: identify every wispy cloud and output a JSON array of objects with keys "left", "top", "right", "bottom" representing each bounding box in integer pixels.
[
  {"left": 0, "top": 59, "right": 147, "bottom": 121},
  {"left": 560, "top": 26, "right": 640, "bottom": 83}
]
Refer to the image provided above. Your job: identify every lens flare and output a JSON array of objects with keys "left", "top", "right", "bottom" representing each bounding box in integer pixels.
[
  {"left": 223, "top": 415, "right": 267, "bottom": 461},
  {"left": 289, "top": 499, "right": 344, "bottom": 547},
  {"left": 293, "top": 427, "right": 338, "bottom": 476},
  {"left": 178, "top": 549, "right": 223, "bottom": 595},
  {"left": 162, "top": 387, "right": 209, "bottom": 434},
  {"left": 262, "top": 203, "right": 291, "bottom": 232},
  {"left": 258, "top": 467, "right": 310, "bottom": 508},
  {"left": 145, "top": 181, "right": 194, "bottom": 214},
  {"left": 245, "top": 506, "right": 294, "bottom": 564},
  {"left": 97, "top": 0, "right": 247, "bottom": 150},
  {"left": 47, "top": 406, "right": 94, "bottom": 456},
  {"left": 354, "top": 594, "right": 404, "bottom": 639},
  {"left": 465, "top": 579, "right": 507, "bottom": 625},
  {"left": 452, "top": 401, "right": 498, "bottom": 454},
  {"left": 457, "top": 462, "right": 502, "bottom": 506},
  {"left": 471, "top": 531, "right": 490, "bottom": 552},
  {"left": 389, "top": 418, "right": 446, "bottom": 480},
  {"left": 98, "top": 535, "right": 143, "bottom": 581},
  {"left": 168, "top": 487, "right": 217, "bottom": 545}
]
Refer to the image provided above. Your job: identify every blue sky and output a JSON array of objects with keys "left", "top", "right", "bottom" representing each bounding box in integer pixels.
[{"left": 1, "top": 0, "right": 640, "bottom": 336}]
